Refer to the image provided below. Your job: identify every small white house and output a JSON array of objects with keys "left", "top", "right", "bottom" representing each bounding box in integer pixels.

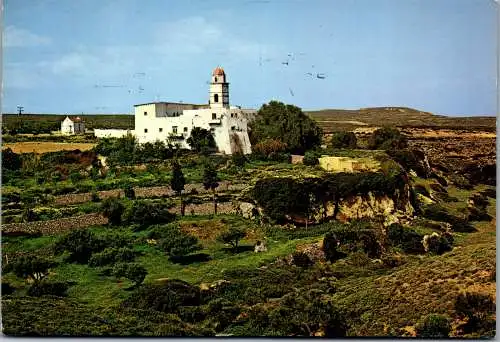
[{"left": 61, "top": 116, "right": 85, "bottom": 135}]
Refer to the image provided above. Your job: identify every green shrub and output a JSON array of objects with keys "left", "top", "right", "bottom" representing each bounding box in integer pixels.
[
  {"left": 101, "top": 197, "right": 125, "bottom": 226},
  {"left": 292, "top": 252, "right": 313, "bottom": 267},
  {"left": 455, "top": 292, "right": 496, "bottom": 327},
  {"left": 217, "top": 227, "right": 246, "bottom": 251},
  {"left": 368, "top": 127, "right": 408, "bottom": 150},
  {"left": 413, "top": 184, "right": 430, "bottom": 197},
  {"left": 53, "top": 230, "right": 106, "bottom": 264},
  {"left": 159, "top": 231, "right": 201, "bottom": 259},
  {"left": 27, "top": 281, "right": 69, "bottom": 297},
  {"left": 387, "top": 149, "right": 429, "bottom": 177},
  {"left": 249, "top": 100, "right": 322, "bottom": 154},
  {"left": 449, "top": 173, "right": 473, "bottom": 190},
  {"left": 122, "top": 200, "right": 176, "bottom": 228},
  {"left": 186, "top": 127, "right": 217, "bottom": 154},
  {"left": 322, "top": 232, "right": 342, "bottom": 262},
  {"left": 303, "top": 151, "right": 319, "bottom": 166},
  {"left": 88, "top": 247, "right": 136, "bottom": 267},
  {"left": 421, "top": 204, "right": 474, "bottom": 232},
  {"left": 424, "top": 234, "right": 452, "bottom": 255},
  {"left": 146, "top": 223, "right": 180, "bottom": 240},
  {"left": 5, "top": 255, "right": 55, "bottom": 283},
  {"left": 90, "top": 191, "right": 100, "bottom": 202},
  {"left": 231, "top": 153, "right": 247, "bottom": 168},
  {"left": 124, "top": 185, "right": 135, "bottom": 199},
  {"left": 2, "top": 282, "right": 15, "bottom": 295},
  {"left": 415, "top": 314, "right": 451, "bottom": 338},
  {"left": 112, "top": 263, "right": 147, "bottom": 286},
  {"left": 387, "top": 223, "right": 425, "bottom": 254},
  {"left": 331, "top": 131, "right": 357, "bottom": 149},
  {"left": 122, "top": 280, "right": 201, "bottom": 313}
]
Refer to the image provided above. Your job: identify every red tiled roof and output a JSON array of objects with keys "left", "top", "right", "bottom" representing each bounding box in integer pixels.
[{"left": 213, "top": 66, "right": 225, "bottom": 76}]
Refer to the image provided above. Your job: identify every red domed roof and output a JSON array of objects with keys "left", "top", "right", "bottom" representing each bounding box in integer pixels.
[{"left": 212, "top": 66, "right": 225, "bottom": 76}]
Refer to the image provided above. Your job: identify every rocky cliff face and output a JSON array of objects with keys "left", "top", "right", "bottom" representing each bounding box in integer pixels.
[{"left": 314, "top": 183, "right": 414, "bottom": 224}]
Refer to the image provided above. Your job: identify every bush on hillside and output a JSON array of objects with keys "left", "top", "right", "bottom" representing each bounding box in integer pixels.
[
  {"left": 2, "top": 282, "right": 15, "bottom": 296},
  {"left": 101, "top": 197, "right": 125, "bottom": 226},
  {"left": 5, "top": 255, "right": 56, "bottom": 283},
  {"left": 122, "top": 200, "right": 176, "bottom": 227},
  {"left": 291, "top": 252, "right": 313, "bottom": 267},
  {"left": 415, "top": 314, "right": 451, "bottom": 338},
  {"left": 368, "top": 127, "right": 408, "bottom": 150},
  {"left": 217, "top": 227, "right": 246, "bottom": 252},
  {"left": 387, "top": 223, "right": 425, "bottom": 254},
  {"left": 124, "top": 185, "right": 136, "bottom": 199},
  {"left": 122, "top": 280, "right": 201, "bottom": 314},
  {"left": 112, "top": 263, "right": 147, "bottom": 286},
  {"left": 331, "top": 131, "right": 357, "bottom": 149},
  {"left": 53, "top": 230, "right": 127, "bottom": 264},
  {"left": 158, "top": 230, "right": 202, "bottom": 259},
  {"left": 387, "top": 149, "right": 429, "bottom": 178},
  {"left": 454, "top": 292, "right": 496, "bottom": 334},
  {"left": 27, "top": 281, "right": 69, "bottom": 297},
  {"left": 88, "top": 247, "right": 137, "bottom": 267},
  {"left": 303, "top": 151, "right": 320, "bottom": 166}
]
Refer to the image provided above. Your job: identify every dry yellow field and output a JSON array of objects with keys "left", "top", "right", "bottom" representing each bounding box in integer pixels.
[{"left": 2, "top": 142, "right": 96, "bottom": 154}]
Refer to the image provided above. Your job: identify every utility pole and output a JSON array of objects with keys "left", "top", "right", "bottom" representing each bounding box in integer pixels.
[{"left": 17, "top": 106, "right": 24, "bottom": 116}]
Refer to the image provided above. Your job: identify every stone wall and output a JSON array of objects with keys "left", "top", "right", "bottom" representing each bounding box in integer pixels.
[
  {"left": 2, "top": 213, "right": 108, "bottom": 236},
  {"left": 2, "top": 202, "right": 237, "bottom": 236},
  {"left": 53, "top": 181, "right": 246, "bottom": 205}
]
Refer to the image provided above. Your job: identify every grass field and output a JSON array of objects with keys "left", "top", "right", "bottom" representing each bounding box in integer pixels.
[{"left": 2, "top": 142, "right": 97, "bottom": 154}]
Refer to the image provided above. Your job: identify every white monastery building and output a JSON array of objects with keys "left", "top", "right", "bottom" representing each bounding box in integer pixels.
[
  {"left": 133, "top": 67, "right": 255, "bottom": 154},
  {"left": 61, "top": 116, "right": 85, "bottom": 135}
]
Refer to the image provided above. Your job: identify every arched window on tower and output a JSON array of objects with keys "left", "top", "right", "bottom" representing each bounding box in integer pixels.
[
  {"left": 214, "top": 94, "right": 219, "bottom": 103},
  {"left": 215, "top": 77, "right": 218, "bottom": 82}
]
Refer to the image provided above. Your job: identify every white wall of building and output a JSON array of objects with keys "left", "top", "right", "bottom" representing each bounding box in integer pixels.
[
  {"left": 132, "top": 67, "right": 254, "bottom": 154},
  {"left": 61, "top": 116, "right": 85, "bottom": 135},
  {"left": 94, "top": 129, "right": 135, "bottom": 138}
]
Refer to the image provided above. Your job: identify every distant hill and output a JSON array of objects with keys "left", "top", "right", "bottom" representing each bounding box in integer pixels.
[{"left": 306, "top": 107, "right": 496, "bottom": 133}]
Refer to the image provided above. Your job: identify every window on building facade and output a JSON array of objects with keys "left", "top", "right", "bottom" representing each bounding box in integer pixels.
[
  {"left": 183, "top": 127, "right": 188, "bottom": 132},
  {"left": 215, "top": 77, "right": 217, "bottom": 82},
  {"left": 231, "top": 126, "right": 236, "bottom": 131},
  {"left": 172, "top": 126, "right": 178, "bottom": 133},
  {"left": 159, "top": 128, "right": 163, "bottom": 132},
  {"left": 144, "top": 129, "right": 148, "bottom": 133},
  {"left": 214, "top": 94, "right": 219, "bottom": 103},
  {"left": 234, "top": 113, "right": 237, "bottom": 118},
  {"left": 212, "top": 113, "right": 217, "bottom": 120},
  {"left": 144, "top": 111, "right": 147, "bottom": 116}
]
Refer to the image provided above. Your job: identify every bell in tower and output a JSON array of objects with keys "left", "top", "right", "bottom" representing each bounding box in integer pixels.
[{"left": 209, "top": 66, "right": 229, "bottom": 108}]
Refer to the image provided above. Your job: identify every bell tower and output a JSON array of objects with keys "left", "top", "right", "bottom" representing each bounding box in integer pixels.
[{"left": 209, "top": 66, "right": 229, "bottom": 108}]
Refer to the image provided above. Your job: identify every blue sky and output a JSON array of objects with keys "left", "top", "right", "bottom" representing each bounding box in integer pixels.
[{"left": 2, "top": 0, "right": 497, "bottom": 115}]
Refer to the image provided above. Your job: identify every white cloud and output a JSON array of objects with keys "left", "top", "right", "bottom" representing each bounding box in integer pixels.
[
  {"left": 4, "top": 16, "right": 276, "bottom": 89},
  {"left": 3, "top": 25, "right": 51, "bottom": 47}
]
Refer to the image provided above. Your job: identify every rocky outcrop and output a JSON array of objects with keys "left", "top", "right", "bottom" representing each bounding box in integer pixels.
[{"left": 314, "top": 184, "right": 414, "bottom": 224}]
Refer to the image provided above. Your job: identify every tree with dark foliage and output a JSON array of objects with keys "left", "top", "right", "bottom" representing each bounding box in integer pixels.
[
  {"left": 203, "top": 162, "right": 220, "bottom": 215},
  {"left": 170, "top": 160, "right": 186, "bottom": 216},
  {"left": 187, "top": 127, "right": 217, "bottom": 154},
  {"left": 250, "top": 101, "right": 322, "bottom": 154}
]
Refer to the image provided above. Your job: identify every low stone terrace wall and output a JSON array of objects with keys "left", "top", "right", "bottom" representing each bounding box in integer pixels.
[
  {"left": 53, "top": 181, "right": 246, "bottom": 206},
  {"left": 2, "top": 203, "right": 236, "bottom": 236},
  {"left": 2, "top": 213, "right": 108, "bottom": 236}
]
